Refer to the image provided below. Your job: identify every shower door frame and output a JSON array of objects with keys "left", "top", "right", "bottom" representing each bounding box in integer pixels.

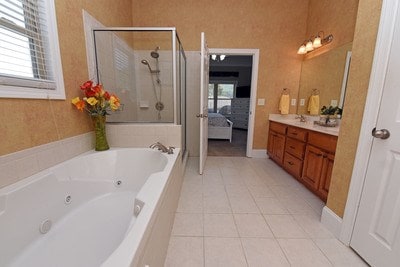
[{"left": 92, "top": 27, "right": 181, "bottom": 125}]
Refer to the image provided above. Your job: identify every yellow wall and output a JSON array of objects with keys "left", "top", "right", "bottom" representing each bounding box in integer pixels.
[
  {"left": 305, "top": 0, "right": 359, "bottom": 58},
  {"left": 0, "top": 0, "right": 132, "bottom": 156},
  {"left": 132, "top": 0, "right": 309, "bottom": 149},
  {"left": 327, "top": 0, "right": 383, "bottom": 217}
]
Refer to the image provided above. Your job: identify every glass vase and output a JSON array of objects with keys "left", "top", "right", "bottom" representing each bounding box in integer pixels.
[{"left": 92, "top": 115, "right": 109, "bottom": 151}]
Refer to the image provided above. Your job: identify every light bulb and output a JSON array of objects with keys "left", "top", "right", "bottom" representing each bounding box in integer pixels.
[
  {"left": 297, "top": 45, "right": 307, "bottom": 54},
  {"left": 305, "top": 40, "right": 314, "bottom": 51},
  {"left": 211, "top": 54, "right": 217, "bottom": 60},
  {"left": 313, "top": 36, "right": 322, "bottom": 48},
  {"left": 220, "top": 55, "right": 226, "bottom": 61}
]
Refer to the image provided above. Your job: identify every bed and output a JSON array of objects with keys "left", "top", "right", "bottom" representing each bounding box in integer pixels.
[{"left": 208, "top": 112, "right": 233, "bottom": 142}]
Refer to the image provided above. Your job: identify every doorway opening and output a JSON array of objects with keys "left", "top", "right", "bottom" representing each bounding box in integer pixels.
[{"left": 207, "top": 54, "right": 253, "bottom": 157}]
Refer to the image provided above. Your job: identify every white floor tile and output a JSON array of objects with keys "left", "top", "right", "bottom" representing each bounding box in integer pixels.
[
  {"left": 241, "top": 238, "right": 290, "bottom": 267},
  {"left": 255, "top": 197, "right": 289, "bottom": 215},
  {"left": 229, "top": 195, "right": 260, "bottom": 214},
  {"left": 177, "top": 193, "right": 203, "bottom": 213},
  {"left": 204, "top": 237, "right": 247, "bottom": 267},
  {"left": 166, "top": 157, "right": 364, "bottom": 266},
  {"left": 180, "top": 182, "right": 202, "bottom": 197},
  {"left": 225, "top": 185, "right": 252, "bottom": 198},
  {"left": 314, "top": 238, "right": 368, "bottom": 267},
  {"left": 264, "top": 215, "right": 308, "bottom": 238},
  {"left": 278, "top": 196, "right": 316, "bottom": 215},
  {"left": 203, "top": 195, "right": 232, "bottom": 213},
  {"left": 203, "top": 172, "right": 224, "bottom": 185},
  {"left": 171, "top": 213, "right": 203, "bottom": 236},
  {"left": 164, "top": 236, "right": 204, "bottom": 267},
  {"left": 203, "top": 184, "right": 226, "bottom": 197},
  {"left": 293, "top": 213, "right": 334, "bottom": 239},
  {"left": 204, "top": 213, "right": 238, "bottom": 237},
  {"left": 278, "top": 238, "right": 332, "bottom": 267},
  {"left": 270, "top": 185, "right": 300, "bottom": 198},
  {"left": 247, "top": 185, "right": 275, "bottom": 198},
  {"left": 234, "top": 214, "right": 274, "bottom": 238},
  {"left": 222, "top": 174, "right": 246, "bottom": 185}
]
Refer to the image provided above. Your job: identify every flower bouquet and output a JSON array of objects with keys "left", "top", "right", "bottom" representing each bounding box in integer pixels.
[{"left": 71, "top": 80, "right": 120, "bottom": 151}]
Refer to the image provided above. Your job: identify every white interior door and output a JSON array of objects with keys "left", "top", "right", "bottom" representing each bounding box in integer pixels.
[
  {"left": 199, "top": 32, "right": 209, "bottom": 174},
  {"left": 350, "top": 3, "right": 400, "bottom": 266}
]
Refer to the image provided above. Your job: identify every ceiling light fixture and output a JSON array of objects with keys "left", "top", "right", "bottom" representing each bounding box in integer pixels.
[
  {"left": 297, "top": 31, "right": 333, "bottom": 55},
  {"left": 210, "top": 54, "right": 226, "bottom": 61}
]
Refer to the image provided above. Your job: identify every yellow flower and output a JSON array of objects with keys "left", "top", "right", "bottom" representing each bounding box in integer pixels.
[
  {"left": 86, "top": 97, "right": 98, "bottom": 106},
  {"left": 71, "top": 97, "right": 80, "bottom": 105},
  {"left": 109, "top": 95, "right": 120, "bottom": 111}
]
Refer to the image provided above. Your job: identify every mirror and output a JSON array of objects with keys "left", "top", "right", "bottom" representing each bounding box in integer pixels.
[{"left": 297, "top": 42, "right": 352, "bottom": 115}]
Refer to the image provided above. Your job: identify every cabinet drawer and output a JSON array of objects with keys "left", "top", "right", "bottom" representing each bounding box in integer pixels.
[
  {"left": 308, "top": 131, "right": 338, "bottom": 153},
  {"left": 285, "top": 137, "right": 305, "bottom": 159},
  {"left": 283, "top": 152, "right": 303, "bottom": 179},
  {"left": 287, "top": 126, "right": 308, "bottom": 142},
  {"left": 269, "top": 121, "right": 287, "bottom": 135}
]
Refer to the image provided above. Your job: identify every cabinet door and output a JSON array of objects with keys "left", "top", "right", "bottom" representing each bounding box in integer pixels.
[
  {"left": 318, "top": 153, "right": 334, "bottom": 201},
  {"left": 302, "top": 145, "right": 324, "bottom": 191},
  {"left": 267, "top": 131, "right": 286, "bottom": 165}
]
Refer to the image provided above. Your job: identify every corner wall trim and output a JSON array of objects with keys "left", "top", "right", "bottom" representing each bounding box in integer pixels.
[
  {"left": 321, "top": 206, "right": 343, "bottom": 239},
  {"left": 250, "top": 149, "right": 268, "bottom": 158}
]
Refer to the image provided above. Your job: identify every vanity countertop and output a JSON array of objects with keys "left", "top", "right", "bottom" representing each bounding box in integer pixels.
[{"left": 269, "top": 114, "right": 340, "bottom": 136}]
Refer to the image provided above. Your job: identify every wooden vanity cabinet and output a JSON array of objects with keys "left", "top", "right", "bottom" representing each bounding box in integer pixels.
[
  {"left": 302, "top": 132, "right": 337, "bottom": 202},
  {"left": 267, "top": 120, "right": 337, "bottom": 202},
  {"left": 283, "top": 126, "right": 307, "bottom": 179},
  {"left": 267, "top": 122, "right": 287, "bottom": 165}
]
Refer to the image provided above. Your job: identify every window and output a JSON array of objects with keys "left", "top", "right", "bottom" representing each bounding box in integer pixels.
[
  {"left": 208, "top": 82, "right": 235, "bottom": 113},
  {"left": 0, "top": 0, "right": 65, "bottom": 99}
]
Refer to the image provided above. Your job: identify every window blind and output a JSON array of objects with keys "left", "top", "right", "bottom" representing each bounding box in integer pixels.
[{"left": 0, "top": 0, "right": 55, "bottom": 89}]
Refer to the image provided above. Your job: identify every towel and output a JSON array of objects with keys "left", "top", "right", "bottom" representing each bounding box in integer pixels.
[
  {"left": 308, "top": 95, "right": 320, "bottom": 115},
  {"left": 279, "top": 94, "right": 290, "bottom": 115}
]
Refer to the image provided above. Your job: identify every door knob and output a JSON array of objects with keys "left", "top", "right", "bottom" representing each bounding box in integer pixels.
[{"left": 372, "top": 127, "right": 390, "bottom": 139}]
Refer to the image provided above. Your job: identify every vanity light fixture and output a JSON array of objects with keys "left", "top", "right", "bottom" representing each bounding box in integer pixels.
[{"left": 297, "top": 31, "right": 333, "bottom": 54}]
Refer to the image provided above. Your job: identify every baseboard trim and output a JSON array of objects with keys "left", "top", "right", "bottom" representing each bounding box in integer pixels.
[
  {"left": 321, "top": 206, "right": 343, "bottom": 239},
  {"left": 249, "top": 149, "right": 268, "bottom": 158}
]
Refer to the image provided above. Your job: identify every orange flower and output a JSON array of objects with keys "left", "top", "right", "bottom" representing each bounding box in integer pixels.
[
  {"left": 71, "top": 97, "right": 85, "bottom": 111},
  {"left": 109, "top": 94, "right": 120, "bottom": 110}
]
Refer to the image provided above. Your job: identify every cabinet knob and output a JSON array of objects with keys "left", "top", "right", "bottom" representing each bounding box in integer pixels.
[{"left": 288, "top": 161, "right": 294, "bottom": 165}]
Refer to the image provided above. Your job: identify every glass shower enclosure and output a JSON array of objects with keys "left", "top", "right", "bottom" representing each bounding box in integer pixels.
[{"left": 92, "top": 27, "right": 187, "bottom": 151}]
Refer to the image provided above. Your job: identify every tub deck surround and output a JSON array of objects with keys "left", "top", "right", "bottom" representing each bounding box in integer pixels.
[
  {"left": 0, "top": 148, "right": 181, "bottom": 267},
  {"left": 269, "top": 114, "right": 340, "bottom": 136}
]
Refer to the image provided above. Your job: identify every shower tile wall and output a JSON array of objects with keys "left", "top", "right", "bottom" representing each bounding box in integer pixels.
[{"left": 134, "top": 50, "right": 174, "bottom": 122}]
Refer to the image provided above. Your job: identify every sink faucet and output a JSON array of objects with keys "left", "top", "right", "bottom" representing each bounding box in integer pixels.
[
  {"left": 150, "top": 142, "right": 175, "bottom": 154},
  {"left": 295, "top": 114, "right": 307, "bottom": 122}
]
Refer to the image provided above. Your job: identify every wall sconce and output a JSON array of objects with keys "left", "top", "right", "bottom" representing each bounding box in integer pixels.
[{"left": 297, "top": 31, "right": 333, "bottom": 54}]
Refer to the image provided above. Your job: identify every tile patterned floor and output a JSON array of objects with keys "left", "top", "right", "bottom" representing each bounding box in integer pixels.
[{"left": 164, "top": 157, "right": 368, "bottom": 267}]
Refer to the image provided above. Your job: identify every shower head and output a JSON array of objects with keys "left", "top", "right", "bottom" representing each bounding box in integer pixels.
[
  {"left": 151, "top": 46, "right": 160, "bottom": 58},
  {"left": 141, "top": 59, "right": 159, "bottom": 73}
]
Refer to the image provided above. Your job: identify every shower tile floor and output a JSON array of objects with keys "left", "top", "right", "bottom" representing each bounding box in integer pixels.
[{"left": 164, "top": 157, "right": 368, "bottom": 267}]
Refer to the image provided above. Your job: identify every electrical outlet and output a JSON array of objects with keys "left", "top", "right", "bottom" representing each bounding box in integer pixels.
[
  {"left": 300, "top": 99, "right": 305, "bottom": 106},
  {"left": 331, "top": 100, "right": 338, "bottom": 106},
  {"left": 257, "top": 98, "right": 265, "bottom": 106},
  {"left": 291, "top": 99, "right": 296, "bottom": 106}
]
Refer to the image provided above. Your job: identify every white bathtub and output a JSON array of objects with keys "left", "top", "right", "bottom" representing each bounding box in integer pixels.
[{"left": 0, "top": 148, "right": 181, "bottom": 267}]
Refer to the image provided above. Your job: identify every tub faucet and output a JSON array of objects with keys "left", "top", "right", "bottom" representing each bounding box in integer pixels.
[{"left": 150, "top": 142, "right": 175, "bottom": 154}]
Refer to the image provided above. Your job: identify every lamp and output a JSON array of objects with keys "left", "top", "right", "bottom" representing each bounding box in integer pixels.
[{"left": 297, "top": 31, "right": 333, "bottom": 54}]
